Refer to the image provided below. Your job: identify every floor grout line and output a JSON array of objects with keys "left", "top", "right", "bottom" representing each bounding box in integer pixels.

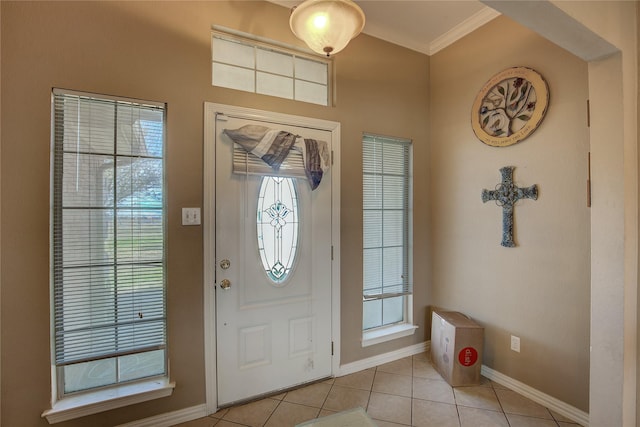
[{"left": 179, "top": 354, "right": 584, "bottom": 427}]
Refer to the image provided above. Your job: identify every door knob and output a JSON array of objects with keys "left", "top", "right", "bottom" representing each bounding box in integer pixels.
[{"left": 220, "top": 279, "right": 231, "bottom": 290}]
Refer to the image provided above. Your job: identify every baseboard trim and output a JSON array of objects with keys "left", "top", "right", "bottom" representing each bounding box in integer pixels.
[
  {"left": 115, "top": 404, "right": 208, "bottom": 427},
  {"left": 481, "top": 365, "right": 589, "bottom": 427},
  {"left": 114, "top": 342, "right": 430, "bottom": 427},
  {"left": 337, "top": 342, "right": 589, "bottom": 426},
  {"left": 116, "top": 343, "right": 588, "bottom": 427},
  {"left": 338, "top": 341, "right": 429, "bottom": 376}
]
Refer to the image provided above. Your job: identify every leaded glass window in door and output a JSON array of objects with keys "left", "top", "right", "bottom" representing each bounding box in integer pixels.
[{"left": 257, "top": 176, "right": 300, "bottom": 285}]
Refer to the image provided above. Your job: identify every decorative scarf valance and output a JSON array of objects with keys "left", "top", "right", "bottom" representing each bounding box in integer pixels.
[{"left": 223, "top": 125, "right": 330, "bottom": 190}]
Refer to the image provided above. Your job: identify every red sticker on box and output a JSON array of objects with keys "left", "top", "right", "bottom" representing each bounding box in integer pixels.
[{"left": 458, "top": 347, "right": 478, "bottom": 367}]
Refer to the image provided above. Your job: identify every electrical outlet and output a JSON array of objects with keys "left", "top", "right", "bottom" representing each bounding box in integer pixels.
[
  {"left": 510, "top": 335, "right": 521, "bottom": 352},
  {"left": 182, "top": 207, "right": 201, "bottom": 226}
]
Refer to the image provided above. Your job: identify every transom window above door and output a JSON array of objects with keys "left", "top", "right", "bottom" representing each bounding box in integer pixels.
[{"left": 211, "top": 29, "right": 332, "bottom": 106}]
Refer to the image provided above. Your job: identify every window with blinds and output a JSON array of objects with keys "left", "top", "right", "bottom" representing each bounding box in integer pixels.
[
  {"left": 362, "top": 134, "right": 412, "bottom": 331},
  {"left": 51, "top": 89, "right": 166, "bottom": 395},
  {"left": 212, "top": 31, "right": 331, "bottom": 106}
]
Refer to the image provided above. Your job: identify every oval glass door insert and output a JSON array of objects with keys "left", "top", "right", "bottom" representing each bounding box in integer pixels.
[{"left": 257, "top": 176, "right": 299, "bottom": 285}]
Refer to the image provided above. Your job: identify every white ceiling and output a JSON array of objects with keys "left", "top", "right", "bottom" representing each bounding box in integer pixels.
[{"left": 269, "top": 1, "right": 501, "bottom": 55}]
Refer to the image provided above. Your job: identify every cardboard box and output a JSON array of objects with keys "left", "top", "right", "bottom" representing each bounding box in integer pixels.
[{"left": 430, "top": 310, "right": 484, "bottom": 386}]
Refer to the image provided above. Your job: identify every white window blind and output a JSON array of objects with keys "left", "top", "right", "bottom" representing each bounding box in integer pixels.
[
  {"left": 362, "top": 134, "right": 412, "bottom": 330},
  {"left": 232, "top": 142, "right": 306, "bottom": 178},
  {"left": 51, "top": 89, "right": 166, "bottom": 394},
  {"left": 222, "top": 120, "right": 313, "bottom": 179}
]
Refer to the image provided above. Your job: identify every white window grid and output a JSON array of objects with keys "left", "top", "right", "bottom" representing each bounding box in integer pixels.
[
  {"left": 51, "top": 89, "right": 167, "bottom": 397},
  {"left": 362, "top": 134, "right": 413, "bottom": 331},
  {"left": 212, "top": 29, "right": 332, "bottom": 106}
]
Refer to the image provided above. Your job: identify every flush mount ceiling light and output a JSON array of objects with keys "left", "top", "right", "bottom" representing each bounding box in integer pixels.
[{"left": 290, "top": 0, "right": 365, "bottom": 57}]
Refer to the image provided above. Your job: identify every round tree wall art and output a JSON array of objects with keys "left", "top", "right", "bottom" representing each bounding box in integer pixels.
[{"left": 471, "top": 67, "right": 549, "bottom": 147}]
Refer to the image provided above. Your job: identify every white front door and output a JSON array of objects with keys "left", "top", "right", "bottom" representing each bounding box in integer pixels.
[{"left": 208, "top": 107, "right": 337, "bottom": 406}]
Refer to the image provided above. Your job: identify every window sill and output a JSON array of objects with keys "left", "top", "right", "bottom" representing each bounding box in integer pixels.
[
  {"left": 42, "top": 377, "right": 175, "bottom": 424},
  {"left": 362, "top": 323, "right": 418, "bottom": 347}
]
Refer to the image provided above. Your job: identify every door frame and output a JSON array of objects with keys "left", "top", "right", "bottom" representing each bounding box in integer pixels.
[{"left": 203, "top": 102, "right": 341, "bottom": 414}]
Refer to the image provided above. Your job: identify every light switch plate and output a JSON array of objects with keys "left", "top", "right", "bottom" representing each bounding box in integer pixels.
[
  {"left": 510, "top": 335, "right": 521, "bottom": 352},
  {"left": 182, "top": 207, "right": 201, "bottom": 226}
]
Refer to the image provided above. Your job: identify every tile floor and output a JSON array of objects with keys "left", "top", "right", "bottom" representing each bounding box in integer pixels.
[{"left": 173, "top": 353, "right": 584, "bottom": 427}]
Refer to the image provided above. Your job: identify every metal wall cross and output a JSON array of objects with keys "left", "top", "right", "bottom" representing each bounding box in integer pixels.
[{"left": 482, "top": 166, "right": 538, "bottom": 247}]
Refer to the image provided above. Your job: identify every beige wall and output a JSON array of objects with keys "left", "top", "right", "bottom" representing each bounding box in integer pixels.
[
  {"left": 555, "top": 4, "right": 639, "bottom": 425},
  {"left": 430, "top": 16, "right": 590, "bottom": 411},
  {"left": 0, "top": 1, "right": 429, "bottom": 425},
  {"left": 3, "top": 0, "right": 638, "bottom": 425},
  {"left": 499, "top": 1, "right": 638, "bottom": 424}
]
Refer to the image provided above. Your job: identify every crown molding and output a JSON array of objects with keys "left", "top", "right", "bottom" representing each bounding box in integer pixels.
[{"left": 429, "top": 7, "right": 501, "bottom": 55}]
